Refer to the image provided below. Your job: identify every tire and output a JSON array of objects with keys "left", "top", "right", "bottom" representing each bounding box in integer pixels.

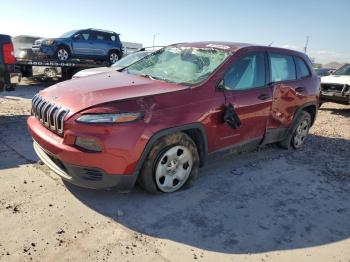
[
  {"left": 279, "top": 111, "right": 311, "bottom": 149},
  {"left": 108, "top": 50, "right": 119, "bottom": 65},
  {"left": 56, "top": 46, "right": 70, "bottom": 61},
  {"left": 138, "top": 132, "right": 200, "bottom": 194},
  {"left": 44, "top": 68, "right": 57, "bottom": 79}
]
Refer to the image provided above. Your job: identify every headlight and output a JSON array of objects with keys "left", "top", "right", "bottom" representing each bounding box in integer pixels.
[
  {"left": 42, "top": 39, "right": 55, "bottom": 45},
  {"left": 76, "top": 113, "right": 142, "bottom": 124}
]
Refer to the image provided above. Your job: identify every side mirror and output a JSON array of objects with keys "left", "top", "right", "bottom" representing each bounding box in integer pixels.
[
  {"left": 217, "top": 79, "right": 225, "bottom": 91},
  {"left": 72, "top": 34, "right": 80, "bottom": 40}
]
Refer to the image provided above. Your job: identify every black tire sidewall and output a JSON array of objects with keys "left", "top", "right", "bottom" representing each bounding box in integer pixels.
[
  {"left": 138, "top": 132, "right": 199, "bottom": 194},
  {"left": 291, "top": 112, "right": 311, "bottom": 149}
]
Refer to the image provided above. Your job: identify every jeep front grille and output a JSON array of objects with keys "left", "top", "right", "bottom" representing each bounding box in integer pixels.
[{"left": 31, "top": 95, "right": 69, "bottom": 135}]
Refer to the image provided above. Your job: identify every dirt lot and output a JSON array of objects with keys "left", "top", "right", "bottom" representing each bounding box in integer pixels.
[{"left": 0, "top": 82, "right": 349, "bottom": 262}]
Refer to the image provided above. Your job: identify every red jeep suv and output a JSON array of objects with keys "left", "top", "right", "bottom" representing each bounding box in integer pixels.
[{"left": 28, "top": 42, "right": 320, "bottom": 193}]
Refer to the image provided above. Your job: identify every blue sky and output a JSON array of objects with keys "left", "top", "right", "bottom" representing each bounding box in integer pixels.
[{"left": 1, "top": 0, "right": 349, "bottom": 64}]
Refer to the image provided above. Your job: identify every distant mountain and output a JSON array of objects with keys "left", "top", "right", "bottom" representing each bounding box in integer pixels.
[{"left": 323, "top": 62, "right": 345, "bottom": 69}]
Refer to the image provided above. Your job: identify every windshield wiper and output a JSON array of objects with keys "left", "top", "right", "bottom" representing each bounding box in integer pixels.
[{"left": 141, "top": 74, "right": 169, "bottom": 82}]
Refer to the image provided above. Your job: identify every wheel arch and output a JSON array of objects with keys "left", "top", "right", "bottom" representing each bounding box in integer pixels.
[
  {"left": 294, "top": 102, "right": 318, "bottom": 126},
  {"left": 108, "top": 48, "right": 123, "bottom": 58},
  {"left": 135, "top": 123, "right": 208, "bottom": 173},
  {"left": 56, "top": 43, "right": 72, "bottom": 54}
]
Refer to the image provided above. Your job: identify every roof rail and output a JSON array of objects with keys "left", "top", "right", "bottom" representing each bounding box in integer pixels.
[{"left": 87, "top": 28, "right": 116, "bottom": 34}]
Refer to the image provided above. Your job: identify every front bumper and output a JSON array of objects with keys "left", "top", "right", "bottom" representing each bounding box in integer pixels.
[
  {"left": 320, "top": 91, "right": 350, "bottom": 105},
  {"left": 33, "top": 140, "right": 137, "bottom": 190},
  {"left": 32, "top": 45, "right": 56, "bottom": 57},
  {"left": 27, "top": 116, "right": 142, "bottom": 190}
]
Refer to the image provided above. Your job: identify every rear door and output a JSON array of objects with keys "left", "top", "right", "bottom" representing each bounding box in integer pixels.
[
  {"left": 215, "top": 51, "right": 273, "bottom": 149},
  {"left": 91, "top": 31, "right": 110, "bottom": 56},
  {"left": 266, "top": 52, "right": 303, "bottom": 129}
]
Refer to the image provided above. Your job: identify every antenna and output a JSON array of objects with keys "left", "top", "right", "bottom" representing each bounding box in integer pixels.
[{"left": 303, "top": 36, "right": 309, "bottom": 53}]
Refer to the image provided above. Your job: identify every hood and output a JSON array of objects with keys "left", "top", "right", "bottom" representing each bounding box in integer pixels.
[
  {"left": 38, "top": 71, "right": 188, "bottom": 116},
  {"left": 321, "top": 75, "right": 350, "bottom": 85},
  {"left": 73, "top": 67, "right": 114, "bottom": 78},
  {"left": 34, "top": 38, "right": 65, "bottom": 45}
]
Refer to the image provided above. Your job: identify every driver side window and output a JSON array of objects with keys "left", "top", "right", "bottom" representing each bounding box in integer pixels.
[{"left": 224, "top": 53, "right": 266, "bottom": 90}]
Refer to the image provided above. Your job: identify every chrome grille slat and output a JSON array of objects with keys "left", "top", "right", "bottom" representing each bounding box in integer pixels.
[
  {"left": 36, "top": 100, "right": 45, "bottom": 119},
  {"left": 33, "top": 96, "right": 42, "bottom": 116},
  {"left": 43, "top": 103, "right": 52, "bottom": 126},
  {"left": 49, "top": 106, "right": 59, "bottom": 130},
  {"left": 39, "top": 101, "right": 47, "bottom": 122},
  {"left": 31, "top": 95, "right": 69, "bottom": 136}
]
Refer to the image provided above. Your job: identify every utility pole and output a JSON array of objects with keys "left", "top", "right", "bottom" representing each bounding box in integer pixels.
[
  {"left": 303, "top": 36, "right": 309, "bottom": 54},
  {"left": 152, "top": 33, "right": 159, "bottom": 50}
]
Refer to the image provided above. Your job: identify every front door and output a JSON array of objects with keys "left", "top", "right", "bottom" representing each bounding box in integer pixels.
[
  {"left": 71, "top": 31, "right": 93, "bottom": 56},
  {"left": 215, "top": 52, "right": 272, "bottom": 149}
]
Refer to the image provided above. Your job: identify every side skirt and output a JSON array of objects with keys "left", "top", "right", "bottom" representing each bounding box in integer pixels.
[{"left": 208, "top": 137, "right": 263, "bottom": 163}]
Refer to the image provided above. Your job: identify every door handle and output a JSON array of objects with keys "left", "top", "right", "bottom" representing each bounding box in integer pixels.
[
  {"left": 295, "top": 87, "right": 305, "bottom": 93},
  {"left": 258, "top": 94, "right": 270, "bottom": 100}
]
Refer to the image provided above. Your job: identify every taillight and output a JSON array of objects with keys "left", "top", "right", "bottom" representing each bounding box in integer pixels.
[{"left": 2, "top": 43, "right": 15, "bottom": 64}]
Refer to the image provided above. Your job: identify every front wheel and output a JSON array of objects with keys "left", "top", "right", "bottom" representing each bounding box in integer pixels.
[
  {"left": 138, "top": 133, "right": 199, "bottom": 193},
  {"left": 56, "top": 47, "right": 70, "bottom": 61}
]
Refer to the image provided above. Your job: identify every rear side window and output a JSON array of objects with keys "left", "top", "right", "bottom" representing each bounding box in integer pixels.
[
  {"left": 224, "top": 53, "right": 266, "bottom": 90},
  {"left": 295, "top": 57, "right": 311, "bottom": 79},
  {"left": 94, "top": 33, "right": 106, "bottom": 41},
  {"left": 269, "top": 53, "right": 296, "bottom": 82}
]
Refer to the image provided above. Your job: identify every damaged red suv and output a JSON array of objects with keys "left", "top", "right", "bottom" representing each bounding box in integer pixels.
[{"left": 28, "top": 42, "right": 320, "bottom": 193}]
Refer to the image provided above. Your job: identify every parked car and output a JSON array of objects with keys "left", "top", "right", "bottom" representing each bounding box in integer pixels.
[
  {"left": 0, "top": 34, "right": 21, "bottom": 91},
  {"left": 315, "top": 67, "right": 335, "bottom": 76},
  {"left": 72, "top": 50, "right": 153, "bottom": 79},
  {"left": 28, "top": 42, "right": 320, "bottom": 193},
  {"left": 320, "top": 64, "right": 350, "bottom": 105},
  {"left": 32, "top": 29, "right": 123, "bottom": 65}
]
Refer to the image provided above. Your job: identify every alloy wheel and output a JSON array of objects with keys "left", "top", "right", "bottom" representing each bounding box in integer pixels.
[
  {"left": 110, "top": 53, "right": 119, "bottom": 64},
  {"left": 57, "top": 49, "right": 69, "bottom": 61},
  {"left": 292, "top": 119, "right": 309, "bottom": 148}
]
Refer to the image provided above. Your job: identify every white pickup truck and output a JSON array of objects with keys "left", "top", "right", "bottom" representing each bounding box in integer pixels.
[{"left": 320, "top": 64, "right": 350, "bottom": 105}]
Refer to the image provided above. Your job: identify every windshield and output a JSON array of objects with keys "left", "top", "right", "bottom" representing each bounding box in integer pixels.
[
  {"left": 124, "top": 46, "right": 231, "bottom": 85},
  {"left": 333, "top": 64, "right": 350, "bottom": 76},
  {"left": 59, "top": 30, "right": 79, "bottom": 38},
  {"left": 112, "top": 51, "right": 151, "bottom": 68}
]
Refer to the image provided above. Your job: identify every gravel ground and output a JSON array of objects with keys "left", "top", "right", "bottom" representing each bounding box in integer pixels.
[{"left": 0, "top": 82, "right": 349, "bottom": 262}]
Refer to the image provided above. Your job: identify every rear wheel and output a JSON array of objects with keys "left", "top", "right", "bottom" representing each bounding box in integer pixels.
[
  {"left": 279, "top": 111, "right": 311, "bottom": 149},
  {"left": 291, "top": 116, "right": 311, "bottom": 149},
  {"left": 138, "top": 132, "right": 199, "bottom": 193},
  {"left": 108, "top": 51, "right": 119, "bottom": 65}
]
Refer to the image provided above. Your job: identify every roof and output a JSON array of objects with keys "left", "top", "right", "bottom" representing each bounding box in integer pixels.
[{"left": 171, "top": 41, "right": 308, "bottom": 57}]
